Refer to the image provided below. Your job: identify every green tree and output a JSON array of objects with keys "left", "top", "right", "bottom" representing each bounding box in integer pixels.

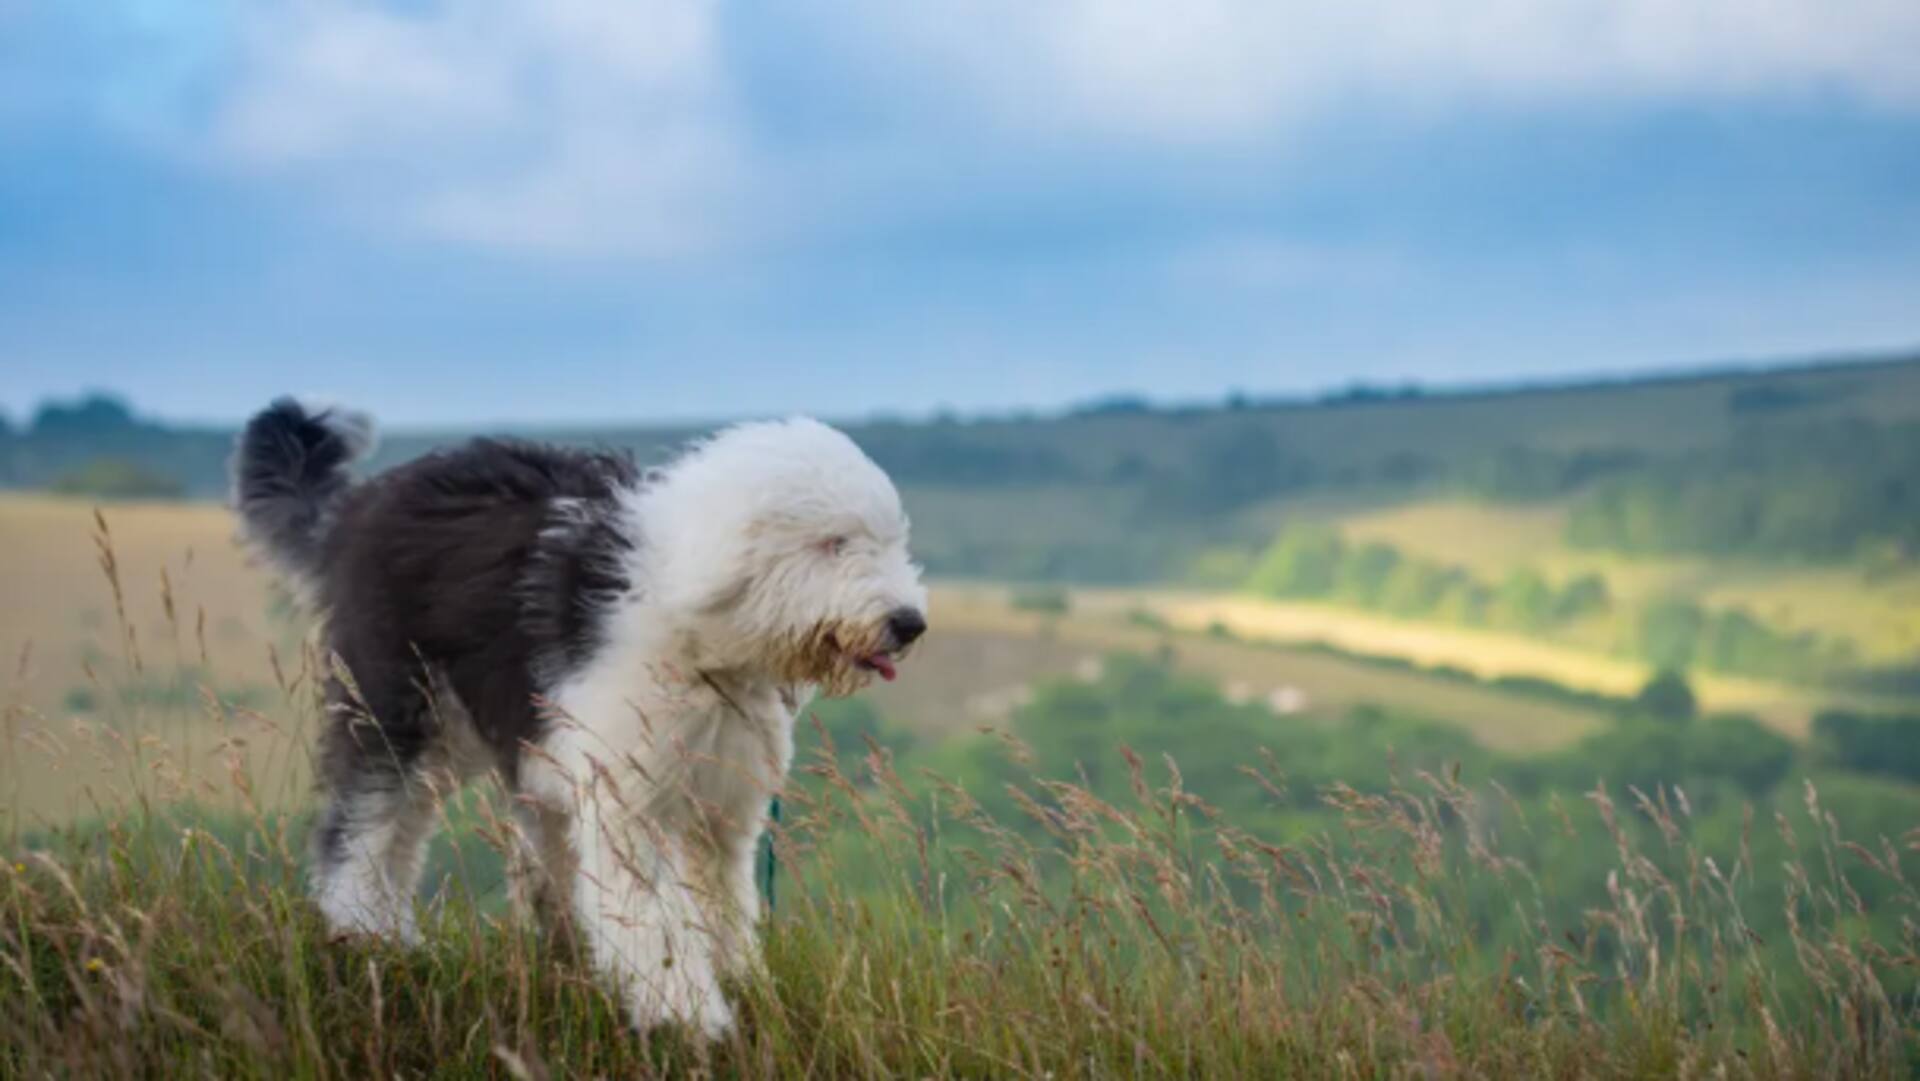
[
  {"left": 1379, "top": 560, "right": 1462, "bottom": 617},
  {"left": 1633, "top": 669, "right": 1698, "bottom": 725},
  {"left": 1434, "top": 578, "right": 1492, "bottom": 626},
  {"left": 1554, "top": 573, "right": 1611, "bottom": 622},
  {"left": 1638, "top": 599, "right": 1706, "bottom": 669},
  {"left": 1246, "top": 526, "right": 1344, "bottom": 598},
  {"left": 1336, "top": 542, "right": 1401, "bottom": 607},
  {"left": 1490, "top": 568, "right": 1555, "bottom": 631}
]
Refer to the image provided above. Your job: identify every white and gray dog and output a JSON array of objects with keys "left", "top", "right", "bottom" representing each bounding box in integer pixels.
[{"left": 232, "top": 399, "right": 927, "bottom": 1036}]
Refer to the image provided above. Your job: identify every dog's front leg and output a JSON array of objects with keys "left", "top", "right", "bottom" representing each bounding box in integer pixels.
[
  {"left": 710, "top": 818, "right": 767, "bottom": 980},
  {"left": 571, "top": 800, "right": 734, "bottom": 1039}
]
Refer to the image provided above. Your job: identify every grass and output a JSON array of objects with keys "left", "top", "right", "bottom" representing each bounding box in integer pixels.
[
  {"left": 0, "top": 494, "right": 286, "bottom": 720},
  {"left": 5, "top": 499, "right": 1918, "bottom": 1076},
  {"left": 5, "top": 700, "right": 1918, "bottom": 1076}
]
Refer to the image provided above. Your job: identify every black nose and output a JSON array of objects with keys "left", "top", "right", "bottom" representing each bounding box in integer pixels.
[{"left": 887, "top": 607, "right": 927, "bottom": 647}]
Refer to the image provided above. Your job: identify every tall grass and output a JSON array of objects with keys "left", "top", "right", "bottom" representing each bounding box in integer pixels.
[{"left": 1, "top": 520, "right": 1916, "bottom": 1077}]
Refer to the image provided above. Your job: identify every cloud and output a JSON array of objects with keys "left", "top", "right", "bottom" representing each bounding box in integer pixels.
[
  {"left": 207, "top": 0, "right": 745, "bottom": 257},
  {"left": 31, "top": 0, "right": 1920, "bottom": 257},
  {"left": 847, "top": 0, "right": 1920, "bottom": 141}
]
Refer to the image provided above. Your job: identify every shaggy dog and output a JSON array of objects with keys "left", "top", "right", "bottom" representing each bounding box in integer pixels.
[{"left": 231, "top": 399, "right": 927, "bottom": 1036}]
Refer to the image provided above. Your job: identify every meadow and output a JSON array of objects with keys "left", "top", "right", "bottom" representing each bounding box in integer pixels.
[
  {"left": 0, "top": 493, "right": 1621, "bottom": 810},
  {"left": 13, "top": 356, "right": 1920, "bottom": 704},
  {"left": 4, "top": 492, "right": 1919, "bottom": 1076}
]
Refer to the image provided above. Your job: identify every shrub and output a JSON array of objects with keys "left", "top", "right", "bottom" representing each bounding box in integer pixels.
[
  {"left": 1690, "top": 713, "right": 1797, "bottom": 795},
  {"left": 1009, "top": 585, "right": 1071, "bottom": 615},
  {"left": 49, "top": 458, "right": 185, "bottom": 500},
  {"left": 1633, "top": 668, "right": 1698, "bottom": 724},
  {"left": 1813, "top": 710, "right": 1920, "bottom": 784}
]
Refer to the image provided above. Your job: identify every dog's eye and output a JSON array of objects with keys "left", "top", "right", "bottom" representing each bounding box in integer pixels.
[{"left": 818, "top": 536, "right": 848, "bottom": 557}]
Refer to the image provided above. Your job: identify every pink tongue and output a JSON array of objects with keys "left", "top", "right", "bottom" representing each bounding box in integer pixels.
[{"left": 868, "top": 653, "right": 898, "bottom": 681}]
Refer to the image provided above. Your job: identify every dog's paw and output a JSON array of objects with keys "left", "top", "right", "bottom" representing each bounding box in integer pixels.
[
  {"left": 318, "top": 896, "right": 422, "bottom": 947},
  {"left": 689, "top": 994, "right": 736, "bottom": 1042},
  {"left": 628, "top": 980, "right": 735, "bottom": 1041}
]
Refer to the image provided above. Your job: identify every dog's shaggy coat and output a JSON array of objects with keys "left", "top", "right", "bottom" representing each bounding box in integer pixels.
[{"left": 232, "top": 399, "right": 927, "bottom": 1035}]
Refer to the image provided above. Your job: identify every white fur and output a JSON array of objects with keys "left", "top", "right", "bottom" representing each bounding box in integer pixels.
[
  {"left": 312, "top": 785, "right": 431, "bottom": 943},
  {"left": 313, "top": 672, "right": 488, "bottom": 944},
  {"left": 518, "top": 417, "right": 926, "bottom": 1035}
]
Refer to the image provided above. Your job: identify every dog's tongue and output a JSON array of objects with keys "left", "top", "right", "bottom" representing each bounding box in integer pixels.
[{"left": 866, "top": 653, "right": 898, "bottom": 681}]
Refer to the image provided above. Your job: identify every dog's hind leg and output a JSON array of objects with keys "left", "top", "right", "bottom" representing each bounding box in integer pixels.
[
  {"left": 309, "top": 688, "right": 453, "bottom": 944},
  {"left": 507, "top": 797, "right": 579, "bottom": 949},
  {"left": 311, "top": 773, "right": 441, "bottom": 944},
  {"left": 310, "top": 660, "right": 487, "bottom": 943}
]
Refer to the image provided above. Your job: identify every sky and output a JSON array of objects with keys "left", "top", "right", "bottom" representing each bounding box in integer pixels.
[{"left": 2, "top": 0, "right": 1918, "bottom": 427}]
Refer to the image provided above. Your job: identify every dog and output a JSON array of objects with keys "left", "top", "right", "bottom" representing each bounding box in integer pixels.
[{"left": 231, "top": 399, "right": 927, "bottom": 1036}]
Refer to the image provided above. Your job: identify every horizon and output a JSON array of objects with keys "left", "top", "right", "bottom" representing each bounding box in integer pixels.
[{"left": 9, "top": 345, "right": 1917, "bottom": 434}]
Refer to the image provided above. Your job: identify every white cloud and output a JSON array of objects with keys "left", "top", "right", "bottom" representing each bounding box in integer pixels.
[
  {"left": 100, "top": 0, "right": 1920, "bottom": 256},
  {"left": 853, "top": 0, "right": 1920, "bottom": 141},
  {"left": 210, "top": 0, "right": 743, "bottom": 257}
]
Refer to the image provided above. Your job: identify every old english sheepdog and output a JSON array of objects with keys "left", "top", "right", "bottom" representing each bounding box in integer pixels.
[{"left": 231, "top": 399, "right": 927, "bottom": 1036}]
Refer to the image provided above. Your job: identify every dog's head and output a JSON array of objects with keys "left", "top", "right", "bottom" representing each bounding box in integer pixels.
[{"left": 649, "top": 417, "right": 927, "bottom": 696}]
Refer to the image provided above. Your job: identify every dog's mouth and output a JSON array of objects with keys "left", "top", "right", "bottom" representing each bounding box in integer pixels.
[
  {"left": 827, "top": 633, "right": 899, "bottom": 682},
  {"left": 855, "top": 651, "right": 898, "bottom": 681}
]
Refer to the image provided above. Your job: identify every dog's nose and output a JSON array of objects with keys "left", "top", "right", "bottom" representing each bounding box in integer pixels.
[{"left": 887, "top": 607, "right": 927, "bottom": 647}]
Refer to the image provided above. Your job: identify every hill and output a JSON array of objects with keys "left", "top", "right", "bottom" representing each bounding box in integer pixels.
[
  {"left": 7, "top": 352, "right": 1920, "bottom": 700},
  {"left": 8, "top": 356, "right": 1920, "bottom": 575}
]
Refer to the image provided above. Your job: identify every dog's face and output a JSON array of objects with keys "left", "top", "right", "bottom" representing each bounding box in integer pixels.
[
  {"left": 663, "top": 418, "right": 927, "bottom": 696},
  {"left": 761, "top": 492, "right": 928, "bottom": 697}
]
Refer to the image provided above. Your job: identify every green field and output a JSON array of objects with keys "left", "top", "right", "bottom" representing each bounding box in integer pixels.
[{"left": 5, "top": 480, "right": 1918, "bottom": 1075}]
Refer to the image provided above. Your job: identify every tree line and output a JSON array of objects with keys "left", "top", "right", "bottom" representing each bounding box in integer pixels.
[{"left": 1241, "top": 525, "right": 1851, "bottom": 683}]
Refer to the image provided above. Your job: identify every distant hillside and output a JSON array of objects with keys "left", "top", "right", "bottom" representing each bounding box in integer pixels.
[{"left": 6, "top": 353, "right": 1920, "bottom": 585}]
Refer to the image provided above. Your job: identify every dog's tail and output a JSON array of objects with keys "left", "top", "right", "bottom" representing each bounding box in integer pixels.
[{"left": 231, "top": 398, "right": 376, "bottom": 586}]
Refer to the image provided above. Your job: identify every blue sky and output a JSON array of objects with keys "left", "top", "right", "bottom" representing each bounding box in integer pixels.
[{"left": 3, "top": 1, "right": 1918, "bottom": 427}]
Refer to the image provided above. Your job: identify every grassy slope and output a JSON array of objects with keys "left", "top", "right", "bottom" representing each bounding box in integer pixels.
[
  {"left": 4, "top": 751, "right": 1916, "bottom": 1077},
  {"left": 4, "top": 493, "right": 1917, "bottom": 1077},
  {"left": 2, "top": 497, "right": 1623, "bottom": 830},
  {"left": 1336, "top": 499, "right": 1920, "bottom": 663}
]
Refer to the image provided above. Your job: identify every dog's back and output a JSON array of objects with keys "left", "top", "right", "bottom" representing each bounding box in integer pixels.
[{"left": 232, "top": 399, "right": 641, "bottom": 775}]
